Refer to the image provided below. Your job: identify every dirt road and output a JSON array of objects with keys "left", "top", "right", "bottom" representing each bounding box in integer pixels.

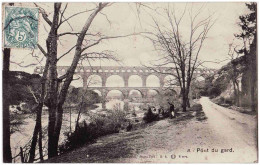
[
  {"left": 197, "top": 97, "right": 257, "bottom": 163},
  {"left": 47, "top": 97, "right": 257, "bottom": 163}
]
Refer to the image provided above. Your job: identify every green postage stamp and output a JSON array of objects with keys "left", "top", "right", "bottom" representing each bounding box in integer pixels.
[{"left": 4, "top": 6, "right": 39, "bottom": 49}]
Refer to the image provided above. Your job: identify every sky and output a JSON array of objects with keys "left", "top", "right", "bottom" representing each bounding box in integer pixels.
[{"left": 7, "top": 2, "right": 251, "bottom": 74}]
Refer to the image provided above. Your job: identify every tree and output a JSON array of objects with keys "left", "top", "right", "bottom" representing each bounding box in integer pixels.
[
  {"left": 3, "top": 48, "right": 12, "bottom": 163},
  {"left": 43, "top": 3, "right": 112, "bottom": 158},
  {"left": 33, "top": 2, "right": 136, "bottom": 159},
  {"left": 235, "top": 2, "right": 257, "bottom": 111},
  {"left": 21, "top": 2, "right": 111, "bottom": 160},
  {"left": 7, "top": 2, "right": 144, "bottom": 160},
  {"left": 144, "top": 4, "right": 214, "bottom": 111},
  {"left": 66, "top": 76, "right": 102, "bottom": 132},
  {"left": 226, "top": 43, "right": 244, "bottom": 107},
  {"left": 28, "top": 57, "right": 49, "bottom": 162}
]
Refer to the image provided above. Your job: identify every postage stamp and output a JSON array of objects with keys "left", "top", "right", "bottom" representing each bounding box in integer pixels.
[{"left": 4, "top": 6, "right": 39, "bottom": 49}]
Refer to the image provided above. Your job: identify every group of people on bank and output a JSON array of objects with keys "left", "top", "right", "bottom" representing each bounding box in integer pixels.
[{"left": 143, "top": 102, "right": 176, "bottom": 123}]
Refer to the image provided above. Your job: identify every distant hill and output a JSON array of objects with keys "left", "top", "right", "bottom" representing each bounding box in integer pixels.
[
  {"left": 7, "top": 71, "right": 101, "bottom": 113},
  {"left": 8, "top": 71, "right": 41, "bottom": 107}
]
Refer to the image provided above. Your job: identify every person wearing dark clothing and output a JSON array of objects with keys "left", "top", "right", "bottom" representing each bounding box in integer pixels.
[
  {"left": 126, "top": 121, "right": 132, "bottom": 131},
  {"left": 168, "top": 102, "right": 175, "bottom": 118},
  {"left": 143, "top": 106, "right": 157, "bottom": 123}
]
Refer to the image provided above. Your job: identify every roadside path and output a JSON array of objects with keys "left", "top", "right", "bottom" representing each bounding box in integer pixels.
[{"left": 47, "top": 97, "right": 257, "bottom": 163}]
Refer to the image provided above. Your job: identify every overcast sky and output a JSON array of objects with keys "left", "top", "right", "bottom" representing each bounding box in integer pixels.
[{"left": 8, "top": 2, "right": 250, "bottom": 74}]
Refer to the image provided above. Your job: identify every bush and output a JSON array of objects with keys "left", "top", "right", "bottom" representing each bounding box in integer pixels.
[
  {"left": 64, "top": 87, "right": 102, "bottom": 110},
  {"left": 59, "top": 108, "right": 127, "bottom": 154},
  {"left": 59, "top": 121, "right": 94, "bottom": 153},
  {"left": 219, "top": 96, "right": 225, "bottom": 103},
  {"left": 189, "top": 103, "right": 207, "bottom": 121},
  {"left": 190, "top": 104, "right": 202, "bottom": 111},
  {"left": 240, "top": 95, "right": 251, "bottom": 107},
  {"left": 214, "top": 96, "right": 234, "bottom": 106},
  {"left": 225, "top": 97, "right": 234, "bottom": 105}
]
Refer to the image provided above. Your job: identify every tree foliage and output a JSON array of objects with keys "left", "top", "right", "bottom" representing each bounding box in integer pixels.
[
  {"left": 65, "top": 87, "right": 101, "bottom": 108},
  {"left": 235, "top": 2, "right": 257, "bottom": 111},
  {"left": 235, "top": 3, "right": 256, "bottom": 42},
  {"left": 8, "top": 71, "right": 41, "bottom": 108}
]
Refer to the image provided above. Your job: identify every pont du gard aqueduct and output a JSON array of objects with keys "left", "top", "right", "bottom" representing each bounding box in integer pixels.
[{"left": 34, "top": 66, "right": 216, "bottom": 108}]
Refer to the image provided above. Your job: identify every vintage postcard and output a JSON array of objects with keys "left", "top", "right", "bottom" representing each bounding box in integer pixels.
[{"left": 2, "top": 2, "right": 258, "bottom": 163}]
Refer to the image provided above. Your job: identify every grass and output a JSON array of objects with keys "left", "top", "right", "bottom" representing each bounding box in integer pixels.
[
  {"left": 170, "top": 103, "right": 207, "bottom": 123},
  {"left": 212, "top": 96, "right": 257, "bottom": 116}
]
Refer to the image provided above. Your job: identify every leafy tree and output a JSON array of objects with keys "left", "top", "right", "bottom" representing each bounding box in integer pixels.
[
  {"left": 235, "top": 2, "right": 257, "bottom": 111},
  {"left": 8, "top": 72, "right": 41, "bottom": 108},
  {"left": 65, "top": 87, "right": 101, "bottom": 108},
  {"left": 235, "top": 3, "right": 256, "bottom": 42}
]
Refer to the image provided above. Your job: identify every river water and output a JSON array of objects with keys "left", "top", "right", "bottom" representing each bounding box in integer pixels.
[{"left": 10, "top": 100, "right": 145, "bottom": 162}]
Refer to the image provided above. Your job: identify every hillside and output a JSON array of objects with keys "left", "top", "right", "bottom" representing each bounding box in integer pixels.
[
  {"left": 8, "top": 71, "right": 101, "bottom": 113},
  {"left": 201, "top": 56, "right": 246, "bottom": 101},
  {"left": 8, "top": 71, "right": 41, "bottom": 109}
]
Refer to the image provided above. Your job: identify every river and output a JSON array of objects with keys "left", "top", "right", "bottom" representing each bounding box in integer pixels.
[{"left": 10, "top": 100, "right": 145, "bottom": 162}]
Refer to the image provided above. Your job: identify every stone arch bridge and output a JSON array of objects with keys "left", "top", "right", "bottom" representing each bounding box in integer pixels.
[{"left": 34, "top": 66, "right": 215, "bottom": 109}]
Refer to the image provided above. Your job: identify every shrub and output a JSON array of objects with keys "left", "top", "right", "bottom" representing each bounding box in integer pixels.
[
  {"left": 240, "top": 95, "right": 251, "bottom": 107},
  {"left": 59, "top": 108, "right": 127, "bottom": 154},
  {"left": 219, "top": 96, "right": 225, "bottom": 103},
  {"left": 214, "top": 96, "right": 234, "bottom": 106},
  {"left": 189, "top": 103, "right": 207, "bottom": 121},
  {"left": 59, "top": 121, "right": 94, "bottom": 153},
  {"left": 190, "top": 104, "right": 202, "bottom": 111},
  {"left": 224, "top": 97, "right": 234, "bottom": 105}
]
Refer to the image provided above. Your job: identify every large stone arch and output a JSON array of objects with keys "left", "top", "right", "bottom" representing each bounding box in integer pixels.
[
  {"left": 92, "top": 89, "right": 102, "bottom": 96},
  {"left": 146, "top": 74, "right": 161, "bottom": 87},
  {"left": 106, "top": 75, "right": 125, "bottom": 87},
  {"left": 164, "top": 75, "right": 176, "bottom": 87},
  {"left": 163, "top": 88, "right": 178, "bottom": 97},
  {"left": 86, "top": 74, "right": 102, "bottom": 87},
  {"left": 128, "top": 75, "right": 143, "bottom": 87},
  {"left": 128, "top": 89, "right": 144, "bottom": 98},
  {"left": 146, "top": 89, "right": 160, "bottom": 98},
  {"left": 105, "top": 89, "right": 125, "bottom": 110},
  {"left": 70, "top": 74, "right": 84, "bottom": 87},
  {"left": 105, "top": 89, "right": 125, "bottom": 100}
]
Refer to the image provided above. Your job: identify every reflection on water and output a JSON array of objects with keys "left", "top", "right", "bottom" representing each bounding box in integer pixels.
[{"left": 10, "top": 99, "right": 145, "bottom": 162}]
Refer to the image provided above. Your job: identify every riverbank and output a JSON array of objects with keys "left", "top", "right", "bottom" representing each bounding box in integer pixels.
[
  {"left": 44, "top": 102, "right": 206, "bottom": 163},
  {"left": 45, "top": 98, "right": 257, "bottom": 163},
  {"left": 10, "top": 100, "right": 146, "bottom": 162}
]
